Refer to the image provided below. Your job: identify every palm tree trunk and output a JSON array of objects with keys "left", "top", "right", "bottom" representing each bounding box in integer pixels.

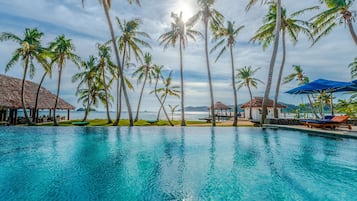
[
  {"left": 102, "top": 66, "right": 112, "bottom": 123},
  {"left": 229, "top": 46, "right": 238, "bottom": 126},
  {"left": 82, "top": 94, "right": 91, "bottom": 122},
  {"left": 154, "top": 78, "right": 174, "bottom": 126},
  {"left": 135, "top": 71, "right": 148, "bottom": 122},
  {"left": 114, "top": 43, "right": 126, "bottom": 126},
  {"left": 33, "top": 72, "right": 47, "bottom": 123},
  {"left": 247, "top": 84, "right": 254, "bottom": 119},
  {"left": 179, "top": 38, "right": 186, "bottom": 126},
  {"left": 53, "top": 64, "right": 63, "bottom": 126},
  {"left": 273, "top": 29, "right": 286, "bottom": 118},
  {"left": 157, "top": 104, "right": 162, "bottom": 121},
  {"left": 22, "top": 57, "right": 33, "bottom": 126},
  {"left": 260, "top": 0, "right": 281, "bottom": 125},
  {"left": 204, "top": 21, "right": 216, "bottom": 127},
  {"left": 307, "top": 94, "right": 319, "bottom": 118},
  {"left": 347, "top": 19, "right": 357, "bottom": 46},
  {"left": 102, "top": 2, "right": 133, "bottom": 126}
]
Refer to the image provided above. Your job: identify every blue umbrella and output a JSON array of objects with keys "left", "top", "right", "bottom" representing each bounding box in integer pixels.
[{"left": 286, "top": 79, "right": 357, "bottom": 94}]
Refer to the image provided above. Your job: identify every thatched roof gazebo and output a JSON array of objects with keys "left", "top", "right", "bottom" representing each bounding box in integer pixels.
[
  {"left": 0, "top": 74, "right": 75, "bottom": 124},
  {"left": 209, "top": 101, "right": 232, "bottom": 120}
]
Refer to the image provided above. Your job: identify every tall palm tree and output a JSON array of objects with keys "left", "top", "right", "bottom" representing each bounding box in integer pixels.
[
  {"left": 283, "top": 64, "right": 319, "bottom": 118},
  {"left": 154, "top": 71, "right": 180, "bottom": 121},
  {"left": 0, "top": 28, "right": 46, "bottom": 125},
  {"left": 312, "top": 0, "right": 357, "bottom": 45},
  {"left": 236, "top": 66, "right": 264, "bottom": 119},
  {"left": 81, "top": 0, "right": 140, "bottom": 126},
  {"left": 151, "top": 65, "right": 174, "bottom": 126},
  {"left": 115, "top": 17, "right": 151, "bottom": 125},
  {"left": 132, "top": 52, "right": 155, "bottom": 121},
  {"left": 247, "top": 0, "right": 282, "bottom": 124},
  {"left": 211, "top": 20, "right": 244, "bottom": 126},
  {"left": 193, "top": 0, "right": 224, "bottom": 126},
  {"left": 97, "top": 43, "right": 116, "bottom": 123},
  {"left": 159, "top": 12, "right": 202, "bottom": 126},
  {"left": 72, "top": 56, "right": 98, "bottom": 121},
  {"left": 48, "top": 35, "right": 80, "bottom": 126},
  {"left": 251, "top": 4, "right": 317, "bottom": 118}
]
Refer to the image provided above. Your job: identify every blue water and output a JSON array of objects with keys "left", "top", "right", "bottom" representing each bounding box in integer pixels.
[{"left": 0, "top": 127, "right": 357, "bottom": 201}]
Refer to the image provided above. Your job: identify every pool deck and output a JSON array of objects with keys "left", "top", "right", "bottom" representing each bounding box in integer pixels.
[{"left": 265, "top": 124, "right": 357, "bottom": 139}]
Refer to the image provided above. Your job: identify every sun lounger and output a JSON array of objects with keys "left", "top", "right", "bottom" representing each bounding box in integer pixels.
[{"left": 302, "top": 115, "right": 352, "bottom": 130}]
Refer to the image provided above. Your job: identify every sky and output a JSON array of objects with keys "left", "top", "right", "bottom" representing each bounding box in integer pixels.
[{"left": 0, "top": 0, "right": 356, "bottom": 112}]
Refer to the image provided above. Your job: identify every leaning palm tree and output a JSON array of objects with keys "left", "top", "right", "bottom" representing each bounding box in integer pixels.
[
  {"left": 193, "top": 0, "right": 224, "bottom": 126},
  {"left": 81, "top": 0, "right": 140, "bottom": 126},
  {"left": 97, "top": 43, "right": 116, "bottom": 123},
  {"left": 159, "top": 12, "right": 202, "bottom": 126},
  {"left": 132, "top": 52, "right": 156, "bottom": 121},
  {"left": 72, "top": 56, "right": 98, "bottom": 121},
  {"left": 250, "top": 4, "right": 317, "bottom": 118},
  {"left": 154, "top": 71, "right": 180, "bottom": 121},
  {"left": 312, "top": 0, "right": 357, "bottom": 45},
  {"left": 0, "top": 28, "right": 46, "bottom": 125},
  {"left": 48, "top": 35, "right": 80, "bottom": 126},
  {"left": 236, "top": 66, "right": 264, "bottom": 120},
  {"left": 33, "top": 52, "right": 52, "bottom": 123},
  {"left": 247, "top": 0, "right": 282, "bottom": 124},
  {"left": 151, "top": 65, "right": 174, "bottom": 126},
  {"left": 211, "top": 20, "right": 244, "bottom": 126},
  {"left": 115, "top": 17, "right": 151, "bottom": 125},
  {"left": 283, "top": 64, "right": 319, "bottom": 118}
]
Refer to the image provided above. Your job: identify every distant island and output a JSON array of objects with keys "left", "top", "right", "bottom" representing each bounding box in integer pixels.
[{"left": 76, "top": 108, "right": 96, "bottom": 112}]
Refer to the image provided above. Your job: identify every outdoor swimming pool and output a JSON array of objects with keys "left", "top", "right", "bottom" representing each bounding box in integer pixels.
[{"left": 0, "top": 127, "right": 356, "bottom": 200}]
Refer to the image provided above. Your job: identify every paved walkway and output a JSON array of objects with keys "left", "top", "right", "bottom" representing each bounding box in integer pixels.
[{"left": 267, "top": 124, "right": 357, "bottom": 139}]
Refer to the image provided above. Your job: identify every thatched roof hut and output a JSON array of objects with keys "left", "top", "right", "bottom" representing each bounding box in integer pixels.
[
  {"left": 240, "top": 97, "right": 286, "bottom": 108},
  {"left": 0, "top": 74, "right": 75, "bottom": 110},
  {"left": 209, "top": 101, "right": 231, "bottom": 110}
]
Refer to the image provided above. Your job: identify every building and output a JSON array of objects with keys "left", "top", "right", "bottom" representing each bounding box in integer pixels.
[
  {"left": 240, "top": 97, "right": 286, "bottom": 120},
  {"left": 0, "top": 74, "right": 75, "bottom": 124}
]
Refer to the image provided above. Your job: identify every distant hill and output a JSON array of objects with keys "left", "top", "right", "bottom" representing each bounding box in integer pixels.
[
  {"left": 76, "top": 108, "right": 96, "bottom": 112},
  {"left": 185, "top": 102, "right": 299, "bottom": 113}
]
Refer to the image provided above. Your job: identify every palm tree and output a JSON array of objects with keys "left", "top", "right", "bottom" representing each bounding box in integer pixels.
[
  {"left": 251, "top": 4, "right": 317, "bottom": 118},
  {"left": 194, "top": 0, "right": 224, "bottom": 127},
  {"left": 0, "top": 28, "right": 46, "bottom": 125},
  {"left": 132, "top": 52, "right": 155, "bottom": 121},
  {"left": 312, "top": 0, "right": 357, "bottom": 45},
  {"left": 168, "top": 104, "right": 179, "bottom": 121},
  {"left": 97, "top": 43, "right": 116, "bottom": 123},
  {"left": 236, "top": 66, "right": 264, "bottom": 119},
  {"left": 81, "top": 0, "right": 140, "bottom": 126},
  {"left": 159, "top": 12, "right": 202, "bottom": 126},
  {"left": 247, "top": 0, "right": 282, "bottom": 124},
  {"left": 154, "top": 71, "right": 180, "bottom": 121},
  {"left": 151, "top": 65, "right": 174, "bottom": 126},
  {"left": 48, "top": 35, "right": 80, "bottom": 126},
  {"left": 33, "top": 53, "right": 52, "bottom": 123},
  {"left": 115, "top": 17, "right": 151, "bottom": 125},
  {"left": 211, "top": 20, "right": 244, "bottom": 126},
  {"left": 72, "top": 56, "right": 98, "bottom": 121},
  {"left": 283, "top": 64, "right": 319, "bottom": 118}
]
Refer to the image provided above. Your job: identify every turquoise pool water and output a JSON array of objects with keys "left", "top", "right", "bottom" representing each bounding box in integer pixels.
[{"left": 0, "top": 127, "right": 357, "bottom": 200}]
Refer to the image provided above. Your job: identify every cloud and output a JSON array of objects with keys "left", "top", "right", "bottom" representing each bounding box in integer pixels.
[{"left": 0, "top": 0, "right": 356, "bottom": 112}]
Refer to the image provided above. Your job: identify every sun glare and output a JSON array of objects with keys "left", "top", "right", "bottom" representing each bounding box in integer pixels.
[{"left": 174, "top": 1, "right": 195, "bottom": 22}]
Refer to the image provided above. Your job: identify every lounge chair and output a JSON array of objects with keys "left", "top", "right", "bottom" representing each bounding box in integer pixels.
[{"left": 302, "top": 115, "right": 352, "bottom": 130}]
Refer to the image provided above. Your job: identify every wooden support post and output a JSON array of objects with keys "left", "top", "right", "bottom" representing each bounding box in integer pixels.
[{"left": 67, "top": 110, "right": 70, "bottom": 120}]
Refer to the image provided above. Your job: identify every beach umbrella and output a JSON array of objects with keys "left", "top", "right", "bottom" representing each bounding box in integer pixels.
[{"left": 286, "top": 79, "right": 357, "bottom": 94}]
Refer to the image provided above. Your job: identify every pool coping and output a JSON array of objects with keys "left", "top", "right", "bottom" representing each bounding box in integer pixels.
[{"left": 264, "top": 124, "right": 357, "bottom": 139}]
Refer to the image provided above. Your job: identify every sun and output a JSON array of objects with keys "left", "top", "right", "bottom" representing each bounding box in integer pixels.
[{"left": 174, "top": 1, "right": 195, "bottom": 22}]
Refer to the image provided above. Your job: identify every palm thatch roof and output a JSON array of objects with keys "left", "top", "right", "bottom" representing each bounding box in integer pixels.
[
  {"left": 209, "top": 101, "right": 231, "bottom": 110},
  {"left": 240, "top": 97, "right": 286, "bottom": 108},
  {"left": 0, "top": 74, "right": 75, "bottom": 110}
]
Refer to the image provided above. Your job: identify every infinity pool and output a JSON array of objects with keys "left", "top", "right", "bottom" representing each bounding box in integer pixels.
[{"left": 0, "top": 127, "right": 356, "bottom": 200}]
